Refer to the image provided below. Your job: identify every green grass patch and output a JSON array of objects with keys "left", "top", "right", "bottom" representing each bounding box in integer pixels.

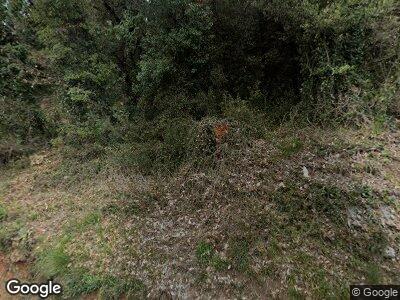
[
  {"left": 81, "top": 211, "right": 101, "bottom": 227},
  {"left": 196, "top": 242, "right": 214, "bottom": 265},
  {"left": 63, "top": 270, "right": 103, "bottom": 296},
  {"left": 0, "top": 220, "right": 24, "bottom": 252},
  {"left": 33, "top": 157, "right": 104, "bottom": 190},
  {"left": 364, "top": 263, "right": 382, "bottom": 284},
  {"left": 287, "top": 285, "right": 304, "bottom": 299},
  {"left": 36, "top": 252, "right": 146, "bottom": 298},
  {"left": 266, "top": 238, "right": 281, "bottom": 259},
  {"left": 272, "top": 182, "right": 352, "bottom": 228},
  {"left": 98, "top": 275, "right": 146, "bottom": 299},
  {"left": 101, "top": 203, "right": 121, "bottom": 215},
  {"left": 278, "top": 137, "right": 303, "bottom": 157},
  {"left": 228, "top": 237, "right": 250, "bottom": 272},
  {"left": 63, "top": 270, "right": 146, "bottom": 298},
  {"left": 28, "top": 211, "right": 39, "bottom": 221},
  {"left": 36, "top": 246, "right": 71, "bottom": 278},
  {"left": 0, "top": 203, "right": 7, "bottom": 221},
  {"left": 212, "top": 256, "right": 230, "bottom": 272},
  {"left": 196, "top": 242, "right": 230, "bottom": 271},
  {"left": 64, "top": 211, "right": 102, "bottom": 237}
]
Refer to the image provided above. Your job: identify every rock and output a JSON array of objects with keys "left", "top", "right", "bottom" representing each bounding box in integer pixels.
[
  {"left": 347, "top": 207, "right": 363, "bottom": 228},
  {"left": 384, "top": 246, "right": 396, "bottom": 259},
  {"left": 302, "top": 166, "right": 310, "bottom": 178},
  {"left": 379, "top": 206, "right": 399, "bottom": 230}
]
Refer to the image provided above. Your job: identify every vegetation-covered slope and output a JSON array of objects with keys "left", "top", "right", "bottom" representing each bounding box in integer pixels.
[
  {"left": 1, "top": 0, "right": 400, "bottom": 298},
  {"left": 1, "top": 125, "right": 400, "bottom": 298}
]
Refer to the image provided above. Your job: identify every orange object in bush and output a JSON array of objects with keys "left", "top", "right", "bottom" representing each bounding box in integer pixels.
[{"left": 214, "top": 123, "right": 229, "bottom": 144}]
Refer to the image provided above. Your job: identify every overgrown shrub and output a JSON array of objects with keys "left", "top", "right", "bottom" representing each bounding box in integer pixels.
[
  {"left": 2, "top": 0, "right": 399, "bottom": 169},
  {"left": 263, "top": 0, "right": 400, "bottom": 124},
  {"left": 109, "top": 116, "right": 195, "bottom": 174},
  {"left": 1, "top": 1, "right": 53, "bottom": 162}
]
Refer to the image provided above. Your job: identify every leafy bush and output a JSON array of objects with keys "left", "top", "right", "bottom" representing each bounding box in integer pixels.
[
  {"left": 263, "top": 0, "right": 400, "bottom": 124},
  {"left": 1, "top": 1, "right": 53, "bottom": 161},
  {"left": 111, "top": 116, "right": 195, "bottom": 174},
  {"left": 2, "top": 0, "right": 399, "bottom": 169}
]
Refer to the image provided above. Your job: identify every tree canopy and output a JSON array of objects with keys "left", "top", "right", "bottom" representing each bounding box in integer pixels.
[{"left": 1, "top": 0, "right": 399, "bottom": 165}]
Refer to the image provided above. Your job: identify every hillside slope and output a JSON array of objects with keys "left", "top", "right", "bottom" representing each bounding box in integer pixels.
[{"left": 1, "top": 125, "right": 400, "bottom": 299}]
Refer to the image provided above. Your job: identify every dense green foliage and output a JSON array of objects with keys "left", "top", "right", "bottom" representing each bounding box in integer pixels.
[
  {"left": 1, "top": 0, "right": 399, "bottom": 168},
  {"left": 0, "top": 0, "right": 53, "bottom": 162}
]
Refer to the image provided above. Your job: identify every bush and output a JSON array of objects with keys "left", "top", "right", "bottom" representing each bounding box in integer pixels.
[
  {"left": 263, "top": 0, "right": 400, "bottom": 124},
  {"left": 112, "top": 116, "right": 195, "bottom": 174},
  {"left": 2, "top": 0, "right": 399, "bottom": 171}
]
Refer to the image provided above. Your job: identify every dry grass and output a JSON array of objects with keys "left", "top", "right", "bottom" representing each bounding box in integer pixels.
[{"left": 0, "top": 124, "right": 400, "bottom": 299}]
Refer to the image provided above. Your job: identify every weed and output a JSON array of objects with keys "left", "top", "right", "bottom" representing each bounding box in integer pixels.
[
  {"left": 228, "top": 237, "right": 250, "bottom": 272},
  {"left": 0, "top": 221, "right": 23, "bottom": 251},
  {"left": 278, "top": 137, "right": 303, "bottom": 157},
  {"left": 81, "top": 212, "right": 101, "bottom": 227},
  {"left": 34, "top": 157, "right": 104, "bottom": 190},
  {"left": 28, "top": 212, "right": 39, "bottom": 221},
  {"left": 365, "top": 263, "right": 382, "bottom": 284},
  {"left": 372, "top": 115, "right": 387, "bottom": 135},
  {"left": 355, "top": 185, "right": 376, "bottom": 204},
  {"left": 52, "top": 266, "right": 146, "bottom": 298},
  {"left": 36, "top": 246, "right": 70, "bottom": 278},
  {"left": 115, "top": 191, "right": 135, "bottom": 201},
  {"left": 101, "top": 203, "right": 121, "bottom": 215},
  {"left": 63, "top": 270, "right": 103, "bottom": 297},
  {"left": 196, "top": 242, "right": 213, "bottom": 265},
  {"left": 122, "top": 202, "right": 141, "bottom": 215},
  {"left": 195, "top": 242, "right": 229, "bottom": 271},
  {"left": 273, "top": 182, "right": 351, "bottom": 227},
  {"left": 0, "top": 203, "right": 7, "bottom": 221},
  {"left": 212, "top": 256, "right": 229, "bottom": 272},
  {"left": 266, "top": 238, "right": 280, "bottom": 259},
  {"left": 0, "top": 228, "right": 13, "bottom": 251},
  {"left": 10, "top": 156, "right": 31, "bottom": 170},
  {"left": 261, "top": 263, "right": 279, "bottom": 277},
  {"left": 313, "top": 269, "right": 335, "bottom": 299},
  {"left": 195, "top": 271, "right": 208, "bottom": 285},
  {"left": 287, "top": 285, "right": 304, "bottom": 299},
  {"left": 99, "top": 275, "right": 146, "bottom": 299},
  {"left": 64, "top": 211, "right": 101, "bottom": 236}
]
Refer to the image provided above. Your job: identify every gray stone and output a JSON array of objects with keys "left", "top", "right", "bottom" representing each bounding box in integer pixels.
[
  {"left": 302, "top": 166, "right": 310, "bottom": 178},
  {"left": 380, "top": 206, "right": 397, "bottom": 229},
  {"left": 384, "top": 246, "right": 396, "bottom": 259},
  {"left": 347, "top": 207, "right": 363, "bottom": 228}
]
